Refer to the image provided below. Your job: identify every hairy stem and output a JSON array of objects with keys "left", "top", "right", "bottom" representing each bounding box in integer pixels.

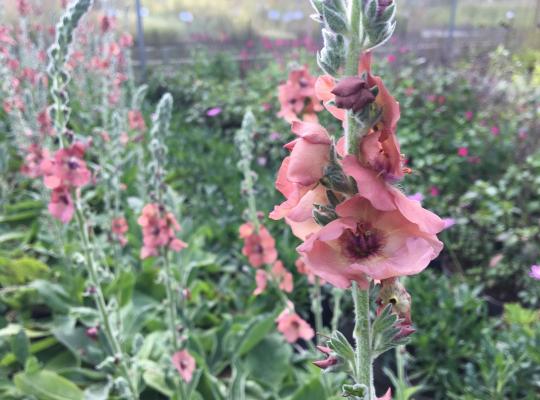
[
  {"left": 351, "top": 282, "right": 373, "bottom": 399},
  {"left": 311, "top": 277, "right": 324, "bottom": 343},
  {"left": 74, "top": 202, "right": 138, "bottom": 399},
  {"left": 163, "top": 252, "right": 186, "bottom": 400}
]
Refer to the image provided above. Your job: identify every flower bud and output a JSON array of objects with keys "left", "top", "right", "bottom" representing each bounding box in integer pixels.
[
  {"left": 331, "top": 77, "right": 376, "bottom": 113},
  {"left": 313, "top": 345, "right": 340, "bottom": 371}
]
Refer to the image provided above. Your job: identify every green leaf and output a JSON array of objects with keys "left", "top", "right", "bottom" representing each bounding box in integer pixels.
[
  {"left": 9, "top": 329, "right": 29, "bottom": 366},
  {"left": 244, "top": 334, "right": 292, "bottom": 390},
  {"left": 14, "top": 369, "right": 84, "bottom": 400},
  {"left": 289, "top": 377, "right": 326, "bottom": 400},
  {"left": 237, "top": 313, "right": 276, "bottom": 357},
  {"left": 328, "top": 331, "right": 355, "bottom": 362},
  {"left": 0, "top": 257, "right": 49, "bottom": 285}
]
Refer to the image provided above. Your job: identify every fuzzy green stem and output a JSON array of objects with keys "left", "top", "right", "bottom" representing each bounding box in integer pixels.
[
  {"left": 73, "top": 202, "right": 138, "bottom": 399},
  {"left": 345, "top": 0, "right": 363, "bottom": 156},
  {"left": 351, "top": 282, "right": 373, "bottom": 399},
  {"left": 331, "top": 287, "right": 343, "bottom": 332},
  {"left": 163, "top": 252, "right": 186, "bottom": 400}
]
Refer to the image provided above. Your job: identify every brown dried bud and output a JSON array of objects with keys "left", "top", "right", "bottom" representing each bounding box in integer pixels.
[{"left": 331, "top": 77, "right": 376, "bottom": 113}]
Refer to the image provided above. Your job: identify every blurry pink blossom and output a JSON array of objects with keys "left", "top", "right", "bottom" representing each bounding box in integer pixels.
[
  {"left": 465, "top": 111, "right": 474, "bottom": 121},
  {"left": 172, "top": 350, "right": 196, "bottom": 383},
  {"left": 48, "top": 186, "right": 74, "bottom": 223},
  {"left": 529, "top": 265, "right": 540, "bottom": 280},
  {"left": 387, "top": 54, "right": 396, "bottom": 63},
  {"left": 253, "top": 270, "right": 267, "bottom": 296},
  {"left": 489, "top": 254, "right": 504, "bottom": 268},
  {"left": 128, "top": 110, "right": 146, "bottom": 131},
  {"left": 276, "top": 307, "right": 314, "bottom": 343},
  {"left": 206, "top": 107, "right": 222, "bottom": 117},
  {"left": 430, "top": 186, "right": 440, "bottom": 197},
  {"left": 41, "top": 142, "right": 91, "bottom": 190},
  {"left": 491, "top": 125, "right": 500, "bottom": 136},
  {"left": 457, "top": 147, "right": 469, "bottom": 157},
  {"left": 85, "top": 326, "right": 99, "bottom": 340}
]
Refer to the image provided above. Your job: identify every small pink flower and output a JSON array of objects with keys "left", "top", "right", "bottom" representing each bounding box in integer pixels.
[
  {"left": 86, "top": 326, "right": 99, "bottom": 340},
  {"left": 48, "top": 186, "right": 75, "bottom": 224},
  {"left": 491, "top": 125, "right": 500, "bottom": 136},
  {"left": 272, "top": 260, "right": 294, "bottom": 293},
  {"left": 386, "top": 54, "right": 397, "bottom": 63},
  {"left": 128, "top": 110, "right": 146, "bottom": 131},
  {"left": 457, "top": 147, "right": 469, "bottom": 157},
  {"left": 172, "top": 350, "right": 196, "bottom": 383},
  {"left": 206, "top": 107, "right": 222, "bottom": 117},
  {"left": 112, "top": 217, "right": 129, "bottom": 246},
  {"left": 253, "top": 270, "right": 267, "bottom": 296},
  {"left": 430, "top": 186, "right": 440, "bottom": 197},
  {"left": 41, "top": 142, "right": 91, "bottom": 190},
  {"left": 20, "top": 144, "right": 49, "bottom": 178},
  {"left": 405, "top": 87, "right": 415, "bottom": 97},
  {"left": 16, "top": 0, "right": 32, "bottom": 16},
  {"left": 465, "top": 111, "right": 474, "bottom": 121},
  {"left": 276, "top": 307, "right": 314, "bottom": 343},
  {"left": 239, "top": 222, "right": 278, "bottom": 268},
  {"left": 529, "top": 265, "right": 540, "bottom": 280}
]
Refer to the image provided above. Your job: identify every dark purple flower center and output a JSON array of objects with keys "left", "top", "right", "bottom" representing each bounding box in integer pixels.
[
  {"left": 339, "top": 222, "right": 384, "bottom": 261},
  {"left": 67, "top": 158, "right": 80, "bottom": 170}
]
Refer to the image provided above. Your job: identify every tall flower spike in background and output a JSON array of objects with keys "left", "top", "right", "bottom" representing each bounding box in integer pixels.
[
  {"left": 236, "top": 109, "right": 314, "bottom": 344},
  {"left": 271, "top": 1, "right": 445, "bottom": 398},
  {"left": 138, "top": 92, "right": 196, "bottom": 398},
  {"left": 45, "top": 0, "right": 140, "bottom": 398}
]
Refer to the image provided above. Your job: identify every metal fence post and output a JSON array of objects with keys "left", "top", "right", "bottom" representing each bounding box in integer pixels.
[
  {"left": 135, "top": 0, "right": 147, "bottom": 76},
  {"left": 447, "top": 0, "right": 458, "bottom": 63}
]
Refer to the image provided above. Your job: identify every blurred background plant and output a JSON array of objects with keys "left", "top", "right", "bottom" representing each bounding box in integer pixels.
[{"left": 0, "top": 0, "right": 539, "bottom": 399}]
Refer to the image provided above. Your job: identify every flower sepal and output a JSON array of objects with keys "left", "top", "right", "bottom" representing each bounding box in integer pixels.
[{"left": 342, "top": 383, "right": 368, "bottom": 398}]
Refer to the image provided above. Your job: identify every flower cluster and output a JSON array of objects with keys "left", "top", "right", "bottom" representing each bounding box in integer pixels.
[
  {"left": 275, "top": 304, "right": 315, "bottom": 343},
  {"left": 239, "top": 222, "right": 278, "bottom": 267},
  {"left": 111, "top": 216, "right": 129, "bottom": 246},
  {"left": 277, "top": 65, "right": 323, "bottom": 123},
  {"left": 21, "top": 141, "right": 91, "bottom": 223},
  {"left": 271, "top": 52, "right": 445, "bottom": 290},
  {"left": 137, "top": 203, "right": 187, "bottom": 259}
]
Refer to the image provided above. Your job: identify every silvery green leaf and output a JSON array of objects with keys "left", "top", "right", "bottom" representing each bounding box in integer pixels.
[
  {"left": 328, "top": 330, "right": 355, "bottom": 362},
  {"left": 323, "top": 4, "right": 348, "bottom": 34}
]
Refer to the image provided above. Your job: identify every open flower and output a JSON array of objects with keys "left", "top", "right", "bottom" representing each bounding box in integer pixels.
[
  {"left": 298, "top": 196, "right": 443, "bottom": 289},
  {"left": 48, "top": 186, "right": 75, "bottom": 224},
  {"left": 172, "top": 350, "right": 196, "bottom": 383},
  {"left": 138, "top": 204, "right": 187, "bottom": 259},
  {"left": 277, "top": 66, "right": 323, "bottom": 123},
  {"left": 271, "top": 260, "right": 294, "bottom": 293},
  {"left": 41, "top": 142, "right": 91, "bottom": 190},
  {"left": 239, "top": 222, "right": 278, "bottom": 268},
  {"left": 276, "top": 307, "right": 314, "bottom": 343},
  {"left": 270, "top": 121, "right": 332, "bottom": 240},
  {"left": 253, "top": 269, "right": 268, "bottom": 296}
]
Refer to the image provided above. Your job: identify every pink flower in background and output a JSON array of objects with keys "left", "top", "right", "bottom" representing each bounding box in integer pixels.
[
  {"left": 277, "top": 65, "right": 322, "bottom": 123},
  {"left": 253, "top": 270, "right": 268, "bottom": 295},
  {"left": 298, "top": 196, "right": 443, "bottom": 289},
  {"left": 465, "top": 111, "right": 474, "bottom": 121},
  {"left": 206, "top": 107, "right": 222, "bottom": 117},
  {"left": 430, "top": 186, "right": 440, "bottom": 197},
  {"left": 269, "top": 131, "right": 281, "bottom": 141},
  {"left": 386, "top": 54, "right": 396, "bottom": 63},
  {"left": 408, "top": 193, "right": 424, "bottom": 203},
  {"left": 405, "top": 87, "right": 415, "bottom": 96},
  {"left": 41, "top": 142, "right": 91, "bottom": 190},
  {"left": 119, "top": 33, "right": 134, "bottom": 47},
  {"left": 112, "top": 217, "right": 129, "bottom": 246},
  {"left": 20, "top": 144, "right": 49, "bottom": 178},
  {"left": 529, "top": 265, "right": 540, "bottom": 280},
  {"left": 48, "top": 186, "right": 74, "bottom": 223},
  {"left": 85, "top": 326, "right": 99, "bottom": 340},
  {"left": 37, "top": 109, "right": 54, "bottom": 136},
  {"left": 491, "top": 125, "right": 500, "bottom": 136},
  {"left": 457, "top": 147, "right": 469, "bottom": 157},
  {"left": 16, "top": 0, "right": 32, "bottom": 16},
  {"left": 276, "top": 307, "right": 314, "bottom": 343},
  {"left": 239, "top": 222, "right": 278, "bottom": 268},
  {"left": 138, "top": 204, "right": 187, "bottom": 259},
  {"left": 271, "top": 260, "right": 294, "bottom": 293},
  {"left": 128, "top": 110, "right": 146, "bottom": 131},
  {"left": 172, "top": 350, "right": 196, "bottom": 383}
]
